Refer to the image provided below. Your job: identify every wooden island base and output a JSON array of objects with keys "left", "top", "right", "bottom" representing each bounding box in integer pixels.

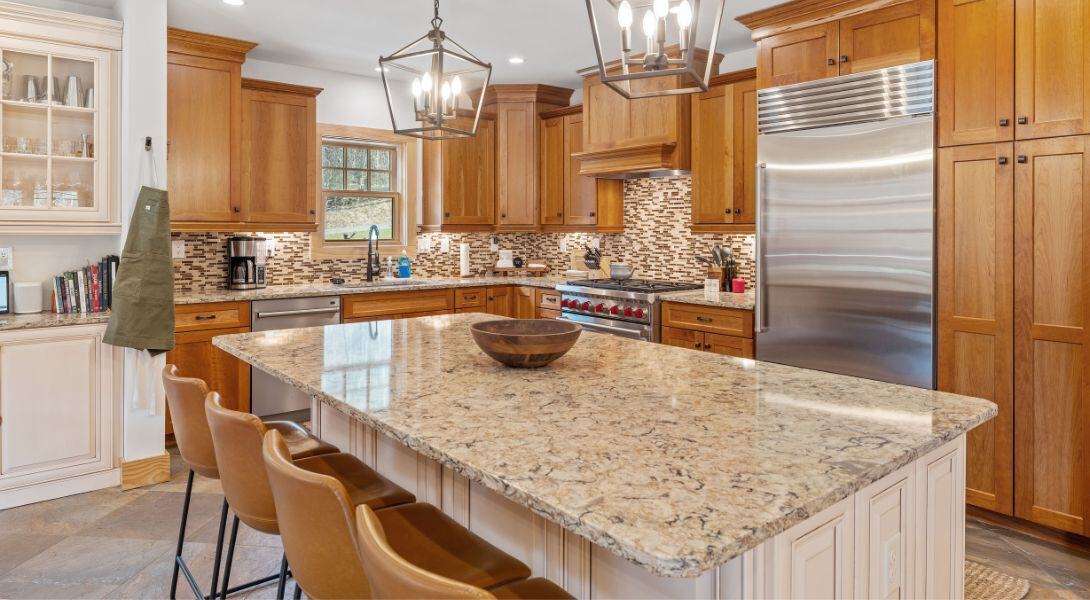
[{"left": 312, "top": 400, "right": 967, "bottom": 599}]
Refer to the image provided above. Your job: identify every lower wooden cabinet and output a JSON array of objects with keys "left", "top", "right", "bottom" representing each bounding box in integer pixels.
[
  {"left": 344, "top": 309, "right": 453, "bottom": 324},
  {"left": 486, "top": 286, "right": 514, "bottom": 317},
  {"left": 660, "top": 302, "right": 755, "bottom": 359},
  {"left": 514, "top": 286, "right": 537, "bottom": 319},
  {"left": 342, "top": 289, "right": 455, "bottom": 321},
  {"left": 662, "top": 326, "right": 755, "bottom": 359},
  {"left": 0, "top": 324, "right": 120, "bottom": 509}
]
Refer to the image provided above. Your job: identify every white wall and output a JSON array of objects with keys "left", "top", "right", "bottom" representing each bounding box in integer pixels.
[
  {"left": 720, "top": 46, "right": 757, "bottom": 73},
  {"left": 5, "top": 0, "right": 113, "bottom": 19},
  {"left": 116, "top": 0, "right": 168, "bottom": 462},
  {"left": 242, "top": 59, "right": 414, "bottom": 129}
]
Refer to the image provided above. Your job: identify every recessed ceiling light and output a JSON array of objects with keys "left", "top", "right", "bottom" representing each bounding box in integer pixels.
[
  {"left": 222, "top": 0, "right": 244, "bottom": 5},
  {"left": 508, "top": 56, "right": 525, "bottom": 65}
]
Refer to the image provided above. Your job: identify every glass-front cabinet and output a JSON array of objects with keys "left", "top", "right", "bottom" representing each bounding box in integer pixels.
[{"left": 0, "top": 12, "right": 120, "bottom": 233}]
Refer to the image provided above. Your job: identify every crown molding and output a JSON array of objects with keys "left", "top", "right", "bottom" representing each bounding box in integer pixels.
[{"left": 0, "top": 0, "right": 122, "bottom": 50}]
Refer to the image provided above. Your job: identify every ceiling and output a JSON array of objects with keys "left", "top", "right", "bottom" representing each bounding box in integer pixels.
[{"left": 166, "top": 0, "right": 775, "bottom": 89}]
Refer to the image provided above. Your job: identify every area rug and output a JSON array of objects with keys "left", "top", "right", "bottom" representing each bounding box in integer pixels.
[{"left": 965, "top": 560, "right": 1031, "bottom": 600}]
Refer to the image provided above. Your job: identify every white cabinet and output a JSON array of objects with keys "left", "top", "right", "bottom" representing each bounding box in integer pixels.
[
  {"left": 772, "top": 498, "right": 855, "bottom": 599},
  {"left": 0, "top": 2, "right": 120, "bottom": 234},
  {"left": 915, "top": 438, "right": 966, "bottom": 600},
  {"left": 855, "top": 465, "right": 914, "bottom": 600},
  {"left": 0, "top": 324, "right": 120, "bottom": 509}
]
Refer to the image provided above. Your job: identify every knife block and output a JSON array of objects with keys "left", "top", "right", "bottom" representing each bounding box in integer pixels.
[{"left": 706, "top": 266, "right": 728, "bottom": 292}]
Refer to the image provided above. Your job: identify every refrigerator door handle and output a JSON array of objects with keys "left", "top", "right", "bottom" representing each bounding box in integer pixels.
[{"left": 755, "top": 162, "right": 768, "bottom": 333}]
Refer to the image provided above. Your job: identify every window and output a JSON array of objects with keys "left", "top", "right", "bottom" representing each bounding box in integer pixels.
[
  {"left": 312, "top": 124, "right": 419, "bottom": 259},
  {"left": 321, "top": 141, "right": 397, "bottom": 242}
]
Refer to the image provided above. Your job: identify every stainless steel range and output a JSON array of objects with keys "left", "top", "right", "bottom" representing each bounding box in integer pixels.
[{"left": 556, "top": 279, "right": 702, "bottom": 341}]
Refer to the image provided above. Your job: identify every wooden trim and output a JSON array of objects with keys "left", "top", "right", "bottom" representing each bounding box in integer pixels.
[
  {"left": 120, "top": 452, "right": 170, "bottom": 490},
  {"left": 691, "top": 223, "right": 757, "bottom": 234},
  {"left": 737, "top": 0, "right": 915, "bottom": 40},
  {"left": 170, "top": 221, "right": 318, "bottom": 233},
  {"left": 241, "top": 78, "right": 323, "bottom": 97},
  {"left": 167, "top": 27, "right": 257, "bottom": 63},
  {"left": 540, "top": 104, "right": 583, "bottom": 119},
  {"left": 483, "top": 84, "right": 575, "bottom": 107},
  {"left": 709, "top": 68, "right": 759, "bottom": 86}
]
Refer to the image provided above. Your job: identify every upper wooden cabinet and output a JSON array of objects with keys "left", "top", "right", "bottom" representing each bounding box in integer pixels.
[
  {"left": 1014, "top": 0, "right": 1090, "bottom": 140},
  {"left": 690, "top": 70, "right": 757, "bottom": 233},
  {"left": 240, "top": 79, "right": 321, "bottom": 229},
  {"left": 538, "top": 106, "right": 624, "bottom": 232},
  {"left": 575, "top": 49, "right": 721, "bottom": 176},
  {"left": 741, "top": 0, "right": 935, "bottom": 89},
  {"left": 167, "top": 28, "right": 254, "bottom": 228},
  {"left": 484, "top": 84, "right": 573, "bottom": 232},
  {"left": 421, "top": 115, "right": 496, "bottom": 231},
  {"left": 937, "top": 0, "right": 1014, "bottom": 146}
]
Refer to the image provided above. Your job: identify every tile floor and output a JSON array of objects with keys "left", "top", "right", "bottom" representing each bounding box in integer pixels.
[{"left": 1, "top": 451, "right": 1088, "bottom": 599}]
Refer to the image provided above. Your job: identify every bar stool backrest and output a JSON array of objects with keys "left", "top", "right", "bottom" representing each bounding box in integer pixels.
[
  {"left": 162, "top": 365, "right": 218, "bottom": 479},
  {"left": 262, "top": 429, "right": 374, "bottom": 599},
  {"left": 354, "top": 504, "right": 495, "bottom": 599},
  {"left": 204, "top": 392, "right": 278, "bottom": 534}
]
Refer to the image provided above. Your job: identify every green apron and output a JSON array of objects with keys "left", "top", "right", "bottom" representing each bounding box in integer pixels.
[{"left": 104, "top": 186, "right": 175, "bottom": 354}]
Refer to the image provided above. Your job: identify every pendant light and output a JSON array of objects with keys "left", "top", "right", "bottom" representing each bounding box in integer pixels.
[
  {"left": 379, "top": 0, "right": 492, "bottom": 140},
  {"left": 584, "top": 0, "right": 726, "bottom": 99}
]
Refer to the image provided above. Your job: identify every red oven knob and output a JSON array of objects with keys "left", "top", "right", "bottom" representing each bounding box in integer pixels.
[
  {"left": 633, "top": 308, "right": 645, "bottom": 319},
  {"left": 623, "top": 306, "right": 634, "bottom": 317},
  {"left": 595, "top": 303, "right": 607, "bottom": 313},
  {"left": 609, "top": 305, "right": 620, "bottom": 315},
  {"left": 581, "top": 301, "right": 591, "bottom": 311},
  {"left": 559, "top": 299, "right": 569, "bottom": 308}
]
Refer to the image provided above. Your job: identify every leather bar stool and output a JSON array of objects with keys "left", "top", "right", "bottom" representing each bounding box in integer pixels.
[
  {"left": 162, "top": 365, "right": 339, "bottom": 600},
  {"left": 205, "top": 393, "right": 415, "bottom": 600},
  {"left": 262, "top": 429, "right": 572, "bottom": 600}
]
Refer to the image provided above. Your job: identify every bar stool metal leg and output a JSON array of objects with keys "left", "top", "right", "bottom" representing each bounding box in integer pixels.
[
  {"left": 275, "top": 554, "right": 289, "bottom": 600},
  {"left": 218, "top": 515, "right": 240, "bottom": 600},
  {"left": 169, "top": 469, "right": 195, "bottom": 600},
  {"left": 292, "top": 583, "right": 302, "bottom": 599},
  {"left": 208, "top": 499, "right": 229, "bottom": 597}
]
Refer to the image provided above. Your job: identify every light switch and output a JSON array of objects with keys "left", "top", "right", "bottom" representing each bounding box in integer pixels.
[
  {"left": 0, "top": 246, "right": 12, "bottom": 270},
  {"left": 171, "top": 240, "right": 186, "bottom": 259},
  {"left": 559, "top": 238, "right": 568, "bottom": 253},
  {"left": 489, "top": 236, "right": 499, "bottom": 252}
]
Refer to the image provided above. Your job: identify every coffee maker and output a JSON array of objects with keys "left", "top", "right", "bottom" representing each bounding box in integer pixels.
[{"left": 227, "top": 236, "right": 267, "bottom": 290}]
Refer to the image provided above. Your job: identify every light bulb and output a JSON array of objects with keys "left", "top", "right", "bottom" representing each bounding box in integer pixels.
[
  {"left": 441, "top": 81, "right": 451, "bottom": 101},
  {"left": 421, "top": 71, "right": 433, "bottom": 92},
  {"left": 676, "top": 0, "right": 692, "bottom": 28},
  {"left": 617, "top": 0, "right": 633, "bottom": 28},
  {"left": 653, "top": 0, "right": 669, "bottom": 18},
  {"left": 451, "top": 75, "right": 463, "bottom": 96},
  {"left": 411, "top": 78, "right": 422, "bottom": 98},
  {"left": 642, "top": 9, "right": 657, "bottom": 37}
]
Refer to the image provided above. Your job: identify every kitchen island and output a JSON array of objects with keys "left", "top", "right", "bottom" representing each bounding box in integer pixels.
[{"left": 213, "top": 314, "right": 995, "bottom": 599}]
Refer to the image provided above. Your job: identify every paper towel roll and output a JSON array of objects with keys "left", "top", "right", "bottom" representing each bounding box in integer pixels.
[{"left": 459, "top": 243, "right": 471, "bottom": 277}]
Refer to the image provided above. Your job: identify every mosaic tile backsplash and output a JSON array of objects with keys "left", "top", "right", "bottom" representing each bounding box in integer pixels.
[{"left": 172, "top": 176, "right": 755, "bottom": 290}]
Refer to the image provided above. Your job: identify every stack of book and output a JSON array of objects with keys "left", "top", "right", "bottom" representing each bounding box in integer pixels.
[{"left": 52, "top": 255, "right": 120, "bottom": 314}]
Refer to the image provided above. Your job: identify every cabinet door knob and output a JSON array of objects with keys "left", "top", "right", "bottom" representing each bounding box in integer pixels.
[
  {"left": 1017, "top": 155, "right": 1028, "bottom": 163},
  {"left": 589, "top": 211, "right": 596, "bottom": 217},
  {"left": 999, "top": 118, "right": 1010, "bottom": 127},
  {"left": 501, "top": 213, "right": 506, "bottom": 218},
  {"left": 232, "top": 206, "right": 240, "bottom": 213},
  {"left": 734, "top": 208, "right": 743, "bottom": 215},
  {"left": 309, "top": 209, "right": 316, "bottom": 215},
  {"left": 839, "top": 55, "right": 849, "bottom": 63},
  {"left": 1017, "top": 116, "right": 1028, "bottom": 125},
  {"left": 998, "top": 156, "right": 1008, "bottom": 165},
  {"left": 827, "top": 58, "right": 836, "bottom": 66},
  {"left": 444, "top": 212, "right": 451, "bottom": 218}
]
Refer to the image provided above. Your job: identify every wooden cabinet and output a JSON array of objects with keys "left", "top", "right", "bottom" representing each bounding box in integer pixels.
[
  {"left": 514, "top": 286, "right": 537, "bottom": 319},
  {"left": 343, "top": 289, "right": 455, "bottom": 321},
  {"left": 937, "top": 143, "right": 1014, "bottom": 515},
  {"left": 166, "top": 301, "right": 252, "bottom": 435},
  {"left": 454, "top": 287, "right": 487, "bottom": 311},
  {"left": 538, "top": 106, "right": 624, "bottom": 232},
  {"left": 0, "top": 324, "right": 119, "bottom": 509},
  {"left": 486, "top": 85, "right": 573, "bottom": 232},
  {"left": 660, "top": 303, "right": 755, "bottom": 359},
  {"left": 422, "top": 116, "right": 496, "bottom": 231},
  {"left": 744, "top": 0, "right": 935, "bottom": 89},
  {"left": 1013, "top": 135, "right": 1090, "bottom": 535},
  {"left": 535, "top": 289, "right": 561, "bottom": 318},
  {"left": 691, "top": 70, "right": 757, "bottom": 233},
  {"left": 937, "top": 0, "right": 1014, "bottom": 146},
  {"left": 756, "top": 23, "right": 840, "bottom": 89},
  {"left": 485, "top": 286, "right": 514, "bottom": 317},
  {"left": 240, "top": 79, "right": 320, "bottom": 229},
  {"left": 1014, "top": 0, "right": 1090, "bottom": 139},
  {"left": 167, "top": 28, "right": 254, "bottom": 228}
]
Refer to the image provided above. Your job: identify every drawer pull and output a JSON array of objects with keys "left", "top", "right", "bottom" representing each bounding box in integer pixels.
[
  {"left": 194, "top": 314, "right": 217, "bottom": 321},
  {"left": 695, "top": 316, "right": 713, "bottom": 323}
]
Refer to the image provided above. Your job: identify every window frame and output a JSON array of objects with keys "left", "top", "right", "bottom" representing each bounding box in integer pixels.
[{"left": 311, "top": 124, "right": 420, "bottom": 259}]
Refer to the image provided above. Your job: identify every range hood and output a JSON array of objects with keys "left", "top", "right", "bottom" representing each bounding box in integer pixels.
[{"left": 573, "top": 141, "right": 691, "bottom": 179}]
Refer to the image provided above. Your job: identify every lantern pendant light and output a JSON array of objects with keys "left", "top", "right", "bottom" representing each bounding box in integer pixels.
[
  {"left": 379, "top": 0, "right": 492, "bottom": 140},
  {"left": 584, "top": 0, "right": 726, "bottom": 99}
]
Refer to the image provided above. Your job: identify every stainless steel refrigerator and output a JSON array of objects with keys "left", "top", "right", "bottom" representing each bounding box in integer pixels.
[{"left": 755, "top": 60, "right": 935, "bottom": 389}]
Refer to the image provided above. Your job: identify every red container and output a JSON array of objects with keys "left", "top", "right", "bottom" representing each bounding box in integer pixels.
[{"left": 731, "top": 278, "right": 746, "bottom": 293}]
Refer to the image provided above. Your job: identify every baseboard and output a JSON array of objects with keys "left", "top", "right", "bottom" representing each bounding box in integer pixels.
[
  {"left": 968, "top": 505, "right": 1090, "bottom": 558},
  {"left": 0, "top": 468, "right": 120, "bottom": 510},
  {"left": 121, "top": 452, "right": 171, "bottom": 490}
]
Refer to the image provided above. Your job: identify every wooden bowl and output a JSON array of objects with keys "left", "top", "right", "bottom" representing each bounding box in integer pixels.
[{"left": 470, "top": 319, "right": 582, "bottom": 368}]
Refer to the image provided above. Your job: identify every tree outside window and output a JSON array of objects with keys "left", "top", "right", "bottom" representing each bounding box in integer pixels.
[{"left": 320, "top": 141, "right": 398, "bottom": 242}]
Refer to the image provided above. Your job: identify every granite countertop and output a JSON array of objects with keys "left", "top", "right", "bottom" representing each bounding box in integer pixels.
[
  {"left": 660, "top": 289, "right": 756, "bottom": 311},
  {"left": 174, "top": 276, "right": 568, "bottom": 305},
  {"left": 0, "top": 311, "right": 111, "bottom": 333},
  {"left": 213, "top": 314, "right": 995, "bottom": 578}
]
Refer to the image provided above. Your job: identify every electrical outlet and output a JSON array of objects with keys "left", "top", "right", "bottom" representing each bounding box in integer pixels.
[
  {"left": 418, "top": 236, "right": 432, "bottom": 252},
  {"left": 439, "top": 237, "right": 450, "bottom": 253},
  {"left": 265, "top": 238, "right": 277, "bottom": 257},
  {"left": 589, "top": 237, "right": 601, "bottom": 250},
  {"left": 489, "top": 236, "right": 499, "bottom": 252},
  {"left": 559, "top": 238, "right": 568, "bottom": 253},
  {"left": 171, "top": 240, "right": 186, "bottom": 260},
  {"left": 0, "top": 246, "right": 12, "bottom": 270}
]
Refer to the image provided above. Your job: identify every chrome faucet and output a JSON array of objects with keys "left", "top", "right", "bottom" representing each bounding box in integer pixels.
[{"left": 366, "top": 224, "right": 381, "bottom": 282}]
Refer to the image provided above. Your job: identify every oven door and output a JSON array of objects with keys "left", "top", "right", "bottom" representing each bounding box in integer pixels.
[{"left": 559, "top": 312, "right": 651, "bottom": 341}]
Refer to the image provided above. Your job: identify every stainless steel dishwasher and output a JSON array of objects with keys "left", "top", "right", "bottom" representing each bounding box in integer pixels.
[{"left": 250, "top": 296, "right": 341, "bottom": 418}]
